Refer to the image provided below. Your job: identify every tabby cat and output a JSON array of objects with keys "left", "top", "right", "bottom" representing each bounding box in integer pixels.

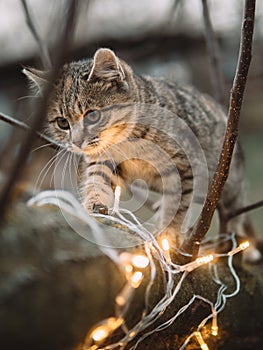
[{"left": 23, "top": 48, "right": 259, "bottom": 258}]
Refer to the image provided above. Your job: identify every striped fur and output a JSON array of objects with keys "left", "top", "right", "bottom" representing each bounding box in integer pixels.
[{"left": 24, "top": 48, "right": 258, "bottom": 249}]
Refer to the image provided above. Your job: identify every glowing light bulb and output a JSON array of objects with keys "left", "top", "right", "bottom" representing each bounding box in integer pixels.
[
  {"left": 87, "top": 317, "right": 123, "bottom": 346},
  {"left": 201, "top": 344, "right": 209, "bottom": 350},
  {"left": 132, "top": 255, "right": 149, "bottom": 268},
  {"left": 130, "top": 271, "right": 143, "bottom": 288},
  {"left": 211, "top": 313, "right": 218, "bottom": 336},
  {"left": 161, "top": 238, "right": 170, "bottom": 251},
  {"left": 115, "top": 283, "right": 134, "bottom": 307},
  {"left": 111, "top": 185, "right": 121, "bottom": 214},
  {"left": 180, "top": 254, "right": 214, "bottom": 272},
  {"left": 125, "top": 263, "right": 133, "bottom": 274},
  {"left": 194, "top": 331, "right": 209, "bottom": 350},
  {"left": 228, "top": 240, "right": 250, "bottom": 256},
  {"left": 240, "top": 241, "right": 249, "bottom": 250},
  {"left": 161, "top": 237, "right": 171, "bottom": 263},
  {"left": 211, "top": 325, "right": 218, "bottom": 337},
  {"left": 196, "top": 254, "right": 214, "bottom": 265},
  {"left": 92, "top": 328, "right": 107, "bottom": 342},
  {"left": 115, "top": 185, "right": 121, "bottom": 201}
]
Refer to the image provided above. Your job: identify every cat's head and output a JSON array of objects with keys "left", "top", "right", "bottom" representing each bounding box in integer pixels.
[{"left": 23, "top": 48, "right": 138, "bottom": 156}]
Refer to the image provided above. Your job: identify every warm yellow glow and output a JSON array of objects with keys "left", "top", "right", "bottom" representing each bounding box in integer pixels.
[
  {"left": 196, "top": 254, "right": 214, "bottom": 265},
  {"left": 92, "top": 328, "right": 108, "bottom": 342},
  {"left": 119, "top": 252, "right": 133, "bottom": 275},
  {"left": 115, "top": 283, "right": 134, "bottom": 307},
  {"left": 160, "top": 237, "right": 171, "bottom": 262},
  {"left": 89, "top": 317, "right": 123, "bottom": 344},
  {"left": 126, "top": 264, "right": 133, "bottom": 273},
  {"left": 211, "top": 313, "right": 218, "bottom": 336},
  {"left": 130, "top": 271, "right": 143, "bottom": 288},
  {"left": 179, "top": 254, "right": 214, "bottom": 272},
  {"left": 115, "top": 294, "right": 125, "bottom": 307},
  {"left": 132, "top": 255, "right": 149, "bottom": 268},
  {"left": 128, "top": 331, "right": 136, "bottom": 338},
  {"left": 240, "top": 241, "right": 249, "bottom": 250},
  {"left": 194, "top": 331, "right": 210, "bottom": 350},
  {"left": 211, "top": 325, "right": 218, "bottom": 337},
  {"left": 228, "top": 240, "right": 250, "bottom": 256},
  {"left": 161, "top": 238, "right": 170, "bottom": 251}
]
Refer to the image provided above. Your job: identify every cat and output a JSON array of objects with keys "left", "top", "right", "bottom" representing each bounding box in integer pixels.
[{"left": 23, "top": 48, "right": 260, "bottom": 260}]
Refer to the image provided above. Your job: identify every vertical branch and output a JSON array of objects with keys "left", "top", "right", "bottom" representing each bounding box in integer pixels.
[
  {"left": 0, "top": 0, "right": 80, "bottom": 223},
  {"left": 201, "top": 0, "right": 225, "bottom": 106},
  {"left": 20, "top": 0, "right": 51, "bottom": 69},
  {"left": 180, "top": 0, "right": 256, "bottom": 259}
]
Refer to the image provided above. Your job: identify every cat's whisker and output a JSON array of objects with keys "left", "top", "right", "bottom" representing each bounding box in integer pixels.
[
  {"left": 33, "top": 148, "right": 64, "bottom": 192},
  {"left": 31, "top": 143, "right": 54, "bottom": 153},
  {"left": 62, "top": 149, "right": 76, "bottom": 190},
  {"left": 52, "top": 149, "right": 69, "bottom": 189},
  {"left": 44, "top": 148, "right": 65, "bottom": 189},
  {"left": 17, "top": 95, "right": 39, "bottom": 101},
  {"left": 47, "top": 149, "right": 67, "bottom": 188},
  {"left": 68, "top": 153, "right": 75, "bottom": 191},
  {"left": 69, "top": 150, "right": 81, "bottom": 184}
]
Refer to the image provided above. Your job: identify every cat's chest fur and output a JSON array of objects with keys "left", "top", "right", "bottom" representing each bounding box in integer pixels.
[{"left": 116, "top": 159, "right": 159, "bottom": 188}]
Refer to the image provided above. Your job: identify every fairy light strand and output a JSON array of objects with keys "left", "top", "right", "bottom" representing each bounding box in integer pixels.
[{"left": 28, "top": 190, "right": 250, "bottom": 350}]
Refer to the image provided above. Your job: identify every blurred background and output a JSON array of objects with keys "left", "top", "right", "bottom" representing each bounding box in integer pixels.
[{"left": 0, "top": 0, "right": 262, "bottom": 233}]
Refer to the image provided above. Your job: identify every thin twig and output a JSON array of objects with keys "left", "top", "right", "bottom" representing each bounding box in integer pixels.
[
  {"left": 0, "top": 0, "right": 80, "bottom": 222},
  {"left": 20, "top": 0, "right": 51, "bottom": 69},
  {"left": 226, "top": 200, "right": 263, "bottom": 222},
  {"left": 166, "top": 0, "right": 182, "bottom": 25},
  {"left": 201, "top": 0, "right": 225, "bottom": 105},
  {"left": 0, "top": 112, "right": 63, "bottom": 150},
  {"left": 180, "top": 0, "right": 256, "bottom": 260}
]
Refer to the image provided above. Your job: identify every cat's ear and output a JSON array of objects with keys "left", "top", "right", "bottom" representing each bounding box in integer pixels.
[
  {"left": 87, "top": 48, "right": 126, "bottom": 83},
  {"left": 22, "top": 67, "right": 48, "bottom": 95}
]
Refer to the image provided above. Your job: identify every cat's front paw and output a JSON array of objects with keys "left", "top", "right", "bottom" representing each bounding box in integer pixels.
[{"left": 92, "top": 203, "right": 109, "bottom": 215}]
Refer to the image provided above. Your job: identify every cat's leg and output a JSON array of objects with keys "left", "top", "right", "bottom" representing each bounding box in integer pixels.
[
  {"left": 157, "top": 165, "right": 193, "bottom": 247},
  {"left": 80, "top": 160, "right": 119, "bottom": 214}
]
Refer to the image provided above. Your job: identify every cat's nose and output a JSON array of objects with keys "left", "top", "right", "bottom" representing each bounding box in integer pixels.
[{"left": 73, "top": 139, "right": 83, "bottom": 148}]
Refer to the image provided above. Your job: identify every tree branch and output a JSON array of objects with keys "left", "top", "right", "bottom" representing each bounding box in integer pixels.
[
  {"left": 20, "top": 0, "right": 51, "bottom": 69},
  {"left": 0, "top": 0, "right": 80, "bottom": 223},
  {"left": 0, "top": 112, "right": 62, "bottom": 150},
  {"left": 201, "top": 0, "right": 226, "bottom": 105},
  {"left": 226, "top": 200, "right": 263, "bottom": 222},
  {"left": 180, "top": 0, "right": 256, "bottom": 260}
]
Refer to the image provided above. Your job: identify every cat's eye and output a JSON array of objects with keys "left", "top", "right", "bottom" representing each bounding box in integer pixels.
[
  {"left": 85, "top": 110, "right": 101, "bottom": 124},
  {"left": 57, "top": 117, "right": 70, "bottom": 130}
]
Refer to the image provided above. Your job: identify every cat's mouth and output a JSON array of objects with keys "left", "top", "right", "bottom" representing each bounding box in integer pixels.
[
  {"left": 69, "top": 137, "right": 100, "bottom": 155},
  {"left": 82, "top": 137, "right": 105, "bottom": 156},
  {"left": 87, "top": 137, "right": 100, "bottom": 146}
]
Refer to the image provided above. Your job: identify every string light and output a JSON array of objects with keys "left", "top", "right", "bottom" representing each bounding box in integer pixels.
[
  {"left": 211, "top": 313, "right": 218, "bottom": 336},
  {"left": 161, "top": 237, "right": 171, "bottom": 263},
  {"left": 29, "top": 190, "right": 251, "bottom": 350},
  {"left": 132, "top": 254, "right": 150, "bottom": 269},
  {"left": 228, "top": 241, "right": 249, "bottom": 256},
  {"left": 111, "top": 185, "right": 121, "bottom": 214},
  {"left": 86, "top": 317, "right": 124, "bottom": 347},
  {"left": 194, "top": 331, "right": 210, "bottom": 350},
  {"left": 115, "top": 283, "right": 134, "bottom": 308},
  {"left": 179, "top": 254, "right": 214, "bottom": 273},
  {"left": 129, "top": 271, "right": 144, "bottom": 288}
]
